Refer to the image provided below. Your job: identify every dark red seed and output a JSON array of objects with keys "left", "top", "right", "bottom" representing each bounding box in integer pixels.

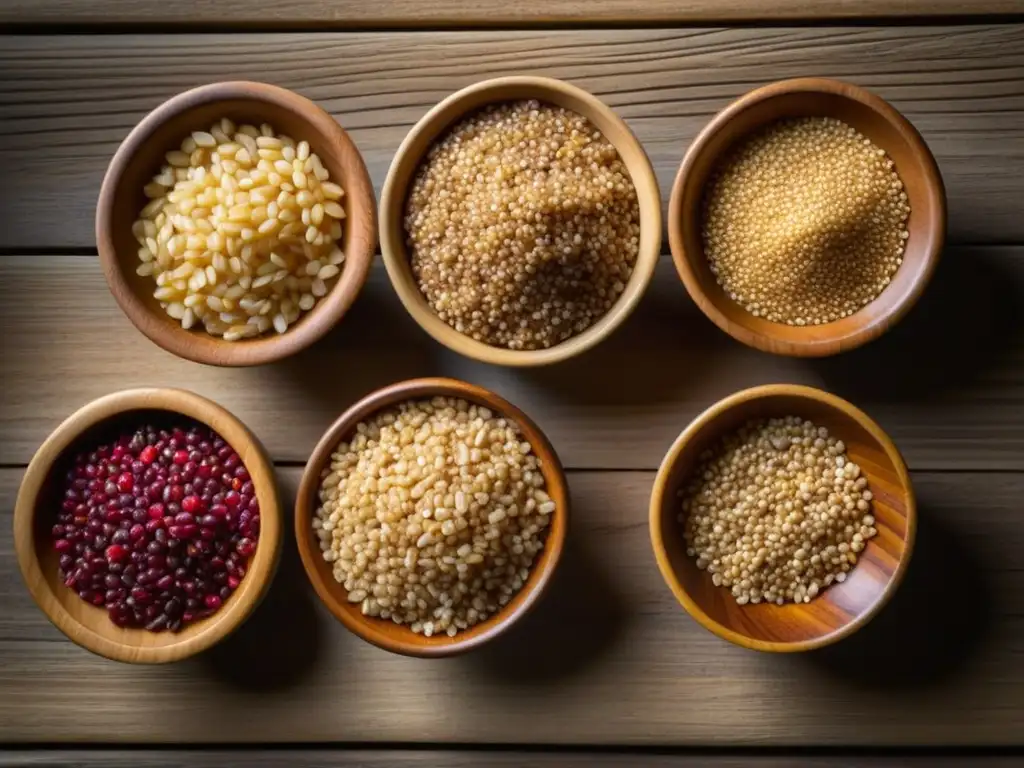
[
  {"left": 139, "top": 445, "right": 158, "bottom": 465},
  {"left": 54, "top": 539, "right": 71, "bottom": 553},
  {"left": 174, "top": 512, "right": 195, "bottom": 526},
  {"left": 236, "top": 538, "right": 256, "bottom": 558},
  {"left": 129, "top": 524, "right": 146, "bottom": 541},
  {"left": 224, "top": 490, "right": 241, "bottom": 508},
  {"left": 181, "top": 495, "right": 204, "bottom": 514},
  {"left": 204, "top": 594, "right": 222, "bottom": 610},
  {"left": 172, "top": 450, "right": 189, "bottom": 466},
  {"left": 105, "top": 544, "right": 128, "bottom": 562}
]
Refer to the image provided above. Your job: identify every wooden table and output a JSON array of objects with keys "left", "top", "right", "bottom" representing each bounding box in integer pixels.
[{"left": 1, "top": 3, "right": 1023, "bottom": 765}]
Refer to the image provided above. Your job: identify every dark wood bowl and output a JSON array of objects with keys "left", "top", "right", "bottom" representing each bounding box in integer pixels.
[
  {"left": 96, "top": 81, "right": 377, "bottom": 367},
  {"left": 13, "top": 389, "right": 282, "bottom": 663},
  {"left": 668, "top": 78, "right": 946, "bottom": 357},
  {"left": 650, "top": 384, "right": 915, "bottom": 652},
  {"left": 295, "top": 377, "right": 569, "bottom": 657},
  {"left": 379, "top": 76, "right": 662, "bottom": 367}
]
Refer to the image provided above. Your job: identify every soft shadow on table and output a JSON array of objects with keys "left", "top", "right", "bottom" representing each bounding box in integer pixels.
[
  {"left": 263, "top": 269, "right": 440, "bottom": 416},
  {"left": 518, "top": 262, "right": 723, "bottom": 406},
  {"left": 468, "top": 536, "right": 629, "bottom": 686},
  {"left": 801, "top": 505, "right": 992, "bottom": 690},
  {"left": 817, "top": 245, "right": 1022, "bottom": 402},
  {"left": 197, "top": 532, "right": 323, "bottom": 692}
]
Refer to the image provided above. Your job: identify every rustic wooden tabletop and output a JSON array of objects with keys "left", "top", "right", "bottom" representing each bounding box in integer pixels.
[{"left": 1, "top": 2, "right": 1023, "bottom": 765}]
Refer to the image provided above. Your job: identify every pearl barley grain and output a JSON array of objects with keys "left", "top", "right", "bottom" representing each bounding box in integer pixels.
[
  {"left": 679, "top": 417, "right": 877, "bottom": 606},
  {"left": 404, "top": 100, "right": 641, "bottom": 351},
  {"left": 314, "top": 397, "right": 554, "bottom": 637},
  {"left": 702, "top": 117, "right": 910, "bottom": 326},
  {"left": 133, "top": 118, "right": 346, "bottom": 340}
]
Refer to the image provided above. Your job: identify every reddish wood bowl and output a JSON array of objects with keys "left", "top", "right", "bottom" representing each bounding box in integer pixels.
[
  {"left": 669, "top": 78, "right": 946, "bottom": 357},
  {"left": 96, "top": 81, "right": 377, "bottom": 367},
  {"left": 13, "top": 389, "right": 282, "bottom": 663},
  {"left": 650, "top": 384, "right": 915, "bottom": 652},
  {"left": 295, "top": 377, "right": 569, "bottom": 657}
]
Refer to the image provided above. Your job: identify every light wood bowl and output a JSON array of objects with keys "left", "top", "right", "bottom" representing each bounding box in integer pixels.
[
  {"left": 650, "top": 384, "right": 915, "bottom": 652},
  {"left": 295, "top": 377, "right": 569, "bottom": 657},
  {"left": 13, "top": 389, "right": 282, "bottom": 663},
  {"left": 669, "top": 78, "right": 946, "bottom": 357},
  {"left": 96, "top": 81, "right": 377, "bottom": 367},
  {"left": 379, "top": 76, "right": 662, "bottom": 367}
]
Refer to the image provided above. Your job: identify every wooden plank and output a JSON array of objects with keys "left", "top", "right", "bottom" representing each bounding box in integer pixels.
[
  {"left": 1, "top": 467, "right": 1022, "bottom": 745},
  {"left": 2, "top": 248, "right": 1024, "bottom": 471},
  {"left": 0, "top": 27, "right": 1022, "bottom": 248},
  {"left": 0, "top": 0, "right": 1019, "bottom": 27},
  {"left": 0, "top": 751, "right": 1017, "bottom": 767}
]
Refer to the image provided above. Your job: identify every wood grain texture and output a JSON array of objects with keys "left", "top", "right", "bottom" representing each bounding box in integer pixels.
[
  {"left": 2, "top": 249, "right": 1024, "bottom": 471},
  {"left": 1, "top": 467, "right": 1022, "bottom": 744},
  {"left": 0, "top": 0, "right": 1019, "bottom": 26},
  {"left": 0, "top": 27, "right": 1022, "bottom": 248},
  {"left": 0, "top": 753, "right": 1018, "bottom": 768}
]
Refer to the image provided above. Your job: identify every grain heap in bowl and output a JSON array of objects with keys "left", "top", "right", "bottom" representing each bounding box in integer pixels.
[
  {"left": 702, "top": 116, "right": 910, "bottom": 326},
  {"left": 313, "top": 396, "right": 555, "bottom": 637},
  {"left": 52, "top": 421, "right": 260, "bottom": 631},
  {"left": 404, "top": 99, "right": 641, "bottom": 350},
  {"left": 134, "top": 118, "right": 346, "bottom": 341},
  {"left": 680, "top": 416, "right": 877, "bottom": 605}
]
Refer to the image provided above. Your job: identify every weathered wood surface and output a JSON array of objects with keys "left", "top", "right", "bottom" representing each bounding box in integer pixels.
[
  {"left": 1, "top": 0, "right": 1020, "bottom": 27},
  {"left": 0, "top": 752, "right": 1018, "bottom": 767},
  {"left": 1, "top": 468, "right": 1021, "bottom": 744},
  {"left": 0, "top": 26, "right": 1022, "bottom": 248},
  {"left": 2, "top": 249, "right": 1023, "bottom": 470}
]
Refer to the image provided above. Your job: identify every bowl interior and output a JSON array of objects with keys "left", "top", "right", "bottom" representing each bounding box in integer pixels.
[
  {"left": 22, "top": 405, "right": 279, "bottom": 661},
  {"left": 101, "top": 85, "right": 376, "bottom": 365},
  {"left": 380, "top": 78, "right": 662, "bottom": 366},
  {"left": 295, "top": 379, "right": 569, "bottom": 656},
  {"left": 653, "top": 390, "right": 914, "bottom": 650},
  {"left": 674, "top": 84, "right": 944, "bottom": 355}
]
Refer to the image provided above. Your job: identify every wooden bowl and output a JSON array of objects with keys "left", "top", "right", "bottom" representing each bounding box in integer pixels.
[
  {"left": 668, "top": 78, "right": 946, "bottom": 357},
  {"left": 295, "top": 377, "right": 569, "bottom": 656},
  {"left": 379, "top": 76, "right": 662, "bottom": 367},
  {"left": 96, "top": 81, "right": 377, "bottom": 367},
  {"left": 13, "top": 388, "right": 282, "bottom": 663},
  {"left": 650, "top": 384, "right": 915, "bottom": 652}
]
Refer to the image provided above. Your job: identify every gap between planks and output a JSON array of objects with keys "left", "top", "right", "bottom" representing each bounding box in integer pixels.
[
  {"left": 0, "top": 27, "right": 1022, "bottom": 248},
  {"left": 2, "top": 249, "right": 1024, "bottom": 471},
  {"left": 1, "top": 468, "right": 1023, "bottom": 745}
]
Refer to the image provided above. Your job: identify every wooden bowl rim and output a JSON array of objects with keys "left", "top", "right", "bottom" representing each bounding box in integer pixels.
[
  {"left": 96, "top": 80, "right": 378, "bottom": 368},
  {"left": 294, "top": 377, "right": 569, "bottom": 657},
  {"left": 649, "top": 383, "right": 917, "bottom": 652},
  {"left": 13, "top": 388, "right": 283, "bottom": 663},
  {"left": 379, "top": 75, "right": 662, "bottom": 368},
  {"left": 668, "top": 77, "right": 947, "bottom": 358}
]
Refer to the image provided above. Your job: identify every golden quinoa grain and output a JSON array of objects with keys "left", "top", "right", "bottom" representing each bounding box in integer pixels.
[
  {"left": 404, "top": 100, "right": 641, "bottom": 350},
  {"left": 702, "top": 117, "right": 911, "bottom": 326},
  {"left": 679, "top": 416, "right": 877, "bottom": 605},
  {"left": 314, "top": 397, "right": 554, "bottom": 636},
  {"left": 132, "top": 118, "right": 347, "bottom": 340}
]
